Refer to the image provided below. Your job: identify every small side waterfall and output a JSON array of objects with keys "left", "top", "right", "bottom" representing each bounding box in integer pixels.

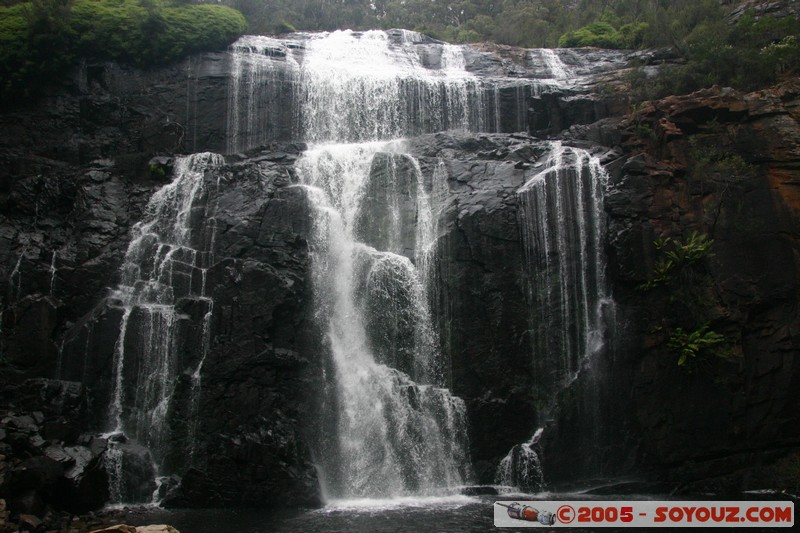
[
  {"left": 48, "top": 250, "right": 57, "bottom": 297},
  {"left": 494, "top": 142, "right": 613, "bottom": 490},
  {"left": 537, "top": 49, "right": 575, "bottom": 80},
  {"left": 517, "top": 143, "right": 610, "bottom": 391},
  {"left": 8, "top": 247, "right": 27, "bottom": 303},
  {"left": 103, "top": 152, "right": 224, "bottom": 503},
  {"left": 495, "top": 428, "right": 544, "bottom": 492},
  {"left": 226, "top": 36, "right": 300, "bottom": 153}
]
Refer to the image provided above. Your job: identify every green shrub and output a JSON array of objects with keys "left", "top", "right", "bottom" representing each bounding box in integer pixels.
[
  {"left": 619, "top": 22, "right": 648, "bottom": 48},
  {"left": 70, "top": 0, "right": 246, "bottom": 66},
  {"left": 275, "top": 19, "right": 296, "bottom": 34},
  {"left": 1, "top": 0, "right": 246, "bottom": 104},
  {"left": 0, "top": 4, "right": 33, "bottom": 97},
  {"left": 559, "top": 21, "right": 624, "bottom": 49},
  {"left": 440, "top": 25, "right": 481, "bottom": 44},
  {"left": 639, "top": 231, "right": 713, "bottom": 290},
  {"left": 148, "top": 162, "right": 166, "bottom": 177},
  {"left": 668, "top": 325, "right": 727, "bottom": 369}
]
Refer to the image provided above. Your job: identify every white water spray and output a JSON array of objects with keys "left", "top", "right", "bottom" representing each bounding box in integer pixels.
[{"left": 103, "top": 152, "right": 224, "bottom": 503}]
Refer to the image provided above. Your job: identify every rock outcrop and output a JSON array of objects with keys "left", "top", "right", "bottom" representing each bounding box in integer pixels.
[{"left": 541, "top": 80, "right": 800, "bottom": 493}]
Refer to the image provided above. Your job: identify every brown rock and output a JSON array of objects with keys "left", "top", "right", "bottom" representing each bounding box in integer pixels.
[
  {"left": 136, "top": 526, "right": 181, "bottom": 533},
  {"left": 18, "top": 513, "right": 42, "bottom": 529},
  {"left": 89, "top": 525, "right": 180, "bottom": 533},
  {"left": 89, "top": 525, "right": 136, "bottom": 533}
]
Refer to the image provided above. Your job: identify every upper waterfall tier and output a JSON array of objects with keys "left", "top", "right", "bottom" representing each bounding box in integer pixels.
[{"left": 225, "top": 30, "right": 629, "bottom": 152}]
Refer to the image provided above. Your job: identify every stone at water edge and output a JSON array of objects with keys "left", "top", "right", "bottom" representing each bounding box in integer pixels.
[
  {"left": 89, "top": 526, "right": 180, "bottom": 533},
  {"left": 136, "top": 526, "right": 181, "bottom": 533},
  {"left": 89, "top": 526, "right": 136, "bottom": 533},
  {"left": 18, "top": 513, "right": 43, "bottom": 530}
]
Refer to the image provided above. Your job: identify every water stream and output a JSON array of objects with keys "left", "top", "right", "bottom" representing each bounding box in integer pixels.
[
  {"left": 102, "top": 152, "right": 224, "bottom": 503},
  {"left": 88, "top": 29, "right": 612, "bottom": 507},
  {"left": 297, "top": 142, "right": 470, "bottom": 499}
]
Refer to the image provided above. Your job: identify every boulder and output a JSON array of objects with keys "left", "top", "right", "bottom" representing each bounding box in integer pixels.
[
  {"left": 17, "top": 513, "right": 43, "bottom": 530},
  {"left": 136, "top": 525, "right": 180, "bottom": 533},
  {"left": 90, "top": 526, "right": 137, "bottom": 533}
]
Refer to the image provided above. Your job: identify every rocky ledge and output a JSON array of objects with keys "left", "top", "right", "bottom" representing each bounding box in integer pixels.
[{"left": 541, "top": 79, "right": 800, "bottom": 494}]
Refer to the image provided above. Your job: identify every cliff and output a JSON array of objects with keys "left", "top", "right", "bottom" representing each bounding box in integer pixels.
[
  {"left": 0, "top": 31, "right": 798, "bottom": 526},
  {"left": 543, "top": 80, "right": 800, "bottom": 493}
]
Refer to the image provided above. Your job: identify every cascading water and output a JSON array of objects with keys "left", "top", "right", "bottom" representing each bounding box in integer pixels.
[
  {"left": 297, "top": 143, "right": 470, "bottom": 499},
  {"left": 268, "top": 31, "right": 487, "bottom": 500},
  {"left": 77, "top": 27, "right": 622, "bottom": 505},
  {"left": 226, "top": 36, "right": 300, "bottom": 154},
  {"left": 48, "top": 250, "right": 57, "bottom": 297},
  {"left": 517, "top": 142, "right": 610, "bottom": 390},
  {"left": 495, "top": 428, "right": 544, "bottom": 492},
  {"left": 297, "top": 31, "right": 487, "bottom": 143},
  {"left": 495, "top": 143, "right": 614, "bottom": 489},
  {"left": 537, "top": 49, "right": 575, "bottom": 80},
  {"left": 227, "top": 30, "right": 515, "bottom": 152},
  {"left": 102, "top": 152, "right": 223, "bottom": 503}
]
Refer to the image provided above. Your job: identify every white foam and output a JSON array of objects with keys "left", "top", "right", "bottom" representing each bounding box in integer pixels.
[{"left": 320, "top": 494, "right": 478, "bottom": 512}]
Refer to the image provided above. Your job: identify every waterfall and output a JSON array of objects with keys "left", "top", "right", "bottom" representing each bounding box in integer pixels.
[
  {"left": 297, "top": 143, "right": 470, "bottom": 498},
  {"left": 281, "top": 30, "right": 487, "bottom": 500},
  {"left": 48, "top": 250, "right": 57, "bottom": 297},
  {"left": 538, "top": 49, "right": 575, "bottom": 80},
  {"left": 103, "top": 152, "right": 223, "bottom": 503},
  {"left": 226, "top": 35, "right": 301, "bottom": 153},
  {"left": 491, "top": 143, "right": 612, "bottom": 493},
  {"left": 495, "top": 428, "right": 544, "bottom": 492},
  {"left": 79, "top": 28, "right": 619, "bottom": 504},
  {"left": 517, "top": 142, "right": 611, "bottom": 404},
  {"left": 226, "top": 30, "right": 520, "bottom": 152},
  {"left": 299, "top": 30, "right": 485, "bottom": 143},
  {"left": 8, "top": 247, "right": 26, "bottom": 303}
]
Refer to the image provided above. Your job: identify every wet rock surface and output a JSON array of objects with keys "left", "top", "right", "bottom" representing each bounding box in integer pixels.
[
  {"left": 1, "top": 32, "right": 799, "bottom": 511},
  {"left": 541, "top": 81, "right": 800, "bottom": 493}
]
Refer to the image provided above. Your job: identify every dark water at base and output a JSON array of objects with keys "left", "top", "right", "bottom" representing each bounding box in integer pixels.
[
  {"left": 119, "top": 495, "right": 497, "bottom": 533},
  {"left": 111, "top": 492, "right": 797, "bottom": 533}
]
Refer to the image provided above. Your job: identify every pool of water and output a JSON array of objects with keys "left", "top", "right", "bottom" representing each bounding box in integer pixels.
[
  {"left": 110, "top": 491, "right": 797, "bottom": 532},
  {"left": 117, "top": 494, "right": 495, "bottom": 533}
]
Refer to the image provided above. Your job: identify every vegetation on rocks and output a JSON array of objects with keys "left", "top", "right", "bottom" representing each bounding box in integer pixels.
[
  {"left": 226, "top": 0, "right": 799, "bottom": 96},
  {"left": 2, "top": 0, "right": 798, "bottom": 105},
  {"left": 640, "top": 231, "right": 737, "bottom": 372},
  {"left": 0, "top": 0, "right": 246, "bottom": 104}
]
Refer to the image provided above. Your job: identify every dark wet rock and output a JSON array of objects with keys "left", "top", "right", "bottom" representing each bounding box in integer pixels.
[
  {"left": 726, "top": 0, "right": 800, "bottom": 21},
  {"left": 107, "top": 441, "right": 157, "bottom": 504},
  {"left": 541, "top": 80, "right": 800, "bottom": 492},
  {"left": 1, "top": 32, "right": 798, "bottom": 511},
  {"left": 7, "top": 456, "right": 64, "bottom": 494},
  {"left": 460, "top": 485, "right": 499, "bottom": 495},
  {"left": 60, "top": 444, "right": 109, "bottom": 512},
  {"left": 9, "top": 489, "right": 45, "bottom": 518}
]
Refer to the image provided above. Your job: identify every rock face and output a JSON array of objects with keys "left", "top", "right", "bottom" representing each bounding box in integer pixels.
[
  {"left": 725, "top": 0, "right": 800, "bottom": 21},
  {"left": 541, "top": 81, "right": 800, "bottom": 492},
  {"left": 1, "top": 29, "right": 799, "bottom": 512},
  {"left": 1, "top": 140, "right": 322, "bottom": 509},
  {"left": 0, "top": 379, "right": 109, "bottom": 525}
]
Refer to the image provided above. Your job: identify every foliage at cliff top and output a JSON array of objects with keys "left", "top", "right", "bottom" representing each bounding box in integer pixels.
[
  {"left": 225, "top": 0, "right": 799, "bottom": 93},
  {"left": 0, "top": 0, "right": 246, "bottom": 104},
  {"left": 224, "top": 0, "right": 786, "bottom": 49}
]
